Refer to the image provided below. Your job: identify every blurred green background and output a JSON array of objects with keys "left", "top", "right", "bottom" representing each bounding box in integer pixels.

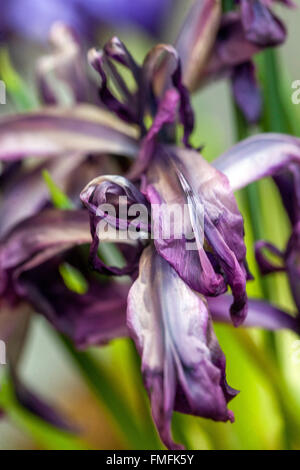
[{"left": 1, "top": 0, "right": 300, "bottom": 450}]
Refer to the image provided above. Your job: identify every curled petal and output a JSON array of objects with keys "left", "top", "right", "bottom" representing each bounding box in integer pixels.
[
  {"left": 208, "top": 294, "right": 300, "bottom": 333},
  {"left": 0, "top": 105, "right": 138, "bottom": 161},
  {"left": 127, "top": 246, "right": 237, "bottom": 450},
  {"left": 89, "top": 48, "right": 140, "bottom": 126},
  {"left": 255, "top": 240, "right": 285, "bottom": 275},
  {"left": 202, "top": 13, "right": 262, "bottom": 82},
  {"left": 144, "top": 45, "right": 195, "bottom": 146},
  {"left": 104, "top": 36, "right": 140, "bottom": 82},
  {"left": 129, "top": 88, "right": 181, "bottom": 179},
  {"left": 81, "top": 175, "right": 149, "bottom": 275}
]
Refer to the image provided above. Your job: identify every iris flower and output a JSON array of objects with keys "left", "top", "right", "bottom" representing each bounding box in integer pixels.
[
  {"left": 80, "top": 34, "right": 299, "bottom": 448},
  {"left": 0, "top": 0, "right": 298, "bottom": 449}
]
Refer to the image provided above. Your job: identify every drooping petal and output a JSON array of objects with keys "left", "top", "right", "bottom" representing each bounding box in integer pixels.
[
  {"left": 0, "top": 209, "right": 91, "bottom": 297},
  {"left": 89, "top": 48, "right": 141, "bottom": 127},
  {"left": 273, "top": 164, "right": 300, "bottom": 226},
  {"left": 285, "top": 223, "right": 300, "bottom": 313},
  {"left": 240, "top": 0, "right": 286, "bottom": 47},
  {"left": 0, "top": 105, "right": 138, "bottom": 161},
  {"left": 127, "top": 246, "right": 237, "bottom": 450},
  {"left": 0, "top": 154, "right": 85, "bottom": 238},
  {"left": 142, "top": 140, "right": 249, "bottom": 325},
  {"left": 202, "top": 12, "right": 262, "bottom": 82},
  {"left": 213, "top": 133, "right": 300, "bottom": 192},
  {"left": 0, "top": 152, "right": 118, "bottom": 239},
  {"left": 255, "top": 240, "right": 285, "bottom": 275},
  {"left": 231, "top": 61, "right": 262, "bottom": 124},
  {"left": 143, "top": 45, "right": 195, "bottom": 146},
  {"left": 175, "top": 0, "right": 222, "bottom": 91},
  {"left": 208, "top": 294, "right": 300, "bottom": 333}
]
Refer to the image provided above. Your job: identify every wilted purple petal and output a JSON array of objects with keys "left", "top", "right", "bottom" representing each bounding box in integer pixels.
[
  {"left": 24, "top": 262, "right": 129, "bottom": 348},
  {"left": 89, "top": 47, "right": 141, "bottom": 126},
  {"left": 81, "top": 175, "right": 149, "bottom": 275},
  {"left": 142, "top": 140, "right": 248, "bottom": 325},
  {"left": 255, "top": 240, "right": 285, "bottom": 275},
  {"left": 129, "top": 88, "right": 180, "bottom": 179},
  {"left": 127, "top": 246, "right": 237, "bottom": 450},
  {"left": 231, "top": 61, "right": 262, "bottom": 124},
  {"left": 0, "top": 106, "right": 138, "bottom": 161},
  {"left": 273, "top": 165, "right": 300, "bottom": 226},
  {"left": 208, "top": 294, "right": 300, "bottom": 333},
  {"left": 0, "top": 154, "right": 86, "bottom": 238},
  {"left": 146, "top": 45, "right": 195, "bottom": 147},
  {"left": 213, "top": 133, "right": 300, "bottom": 192},
  {"left": 240, "top": 0, "right": 286, "bottom": 47},
  {"left": 0, "top": 209, "right": 91, "bottom": 297},
  {"left": 285, "top": 223, "right": 300, "bottom": 313}
]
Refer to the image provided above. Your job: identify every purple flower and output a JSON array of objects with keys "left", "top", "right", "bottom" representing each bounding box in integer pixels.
[
  {"left": 1, "top": 0, "right": 173, "bottom": 42},
  {"left": 127, "top": 246, "right": 237, "bottom": 450},
  {"left": 169, "top": 0, "right": 290, "bottom": 122},
  {"left": 78, "top": 30, "right": 300, "bottom": 445}
]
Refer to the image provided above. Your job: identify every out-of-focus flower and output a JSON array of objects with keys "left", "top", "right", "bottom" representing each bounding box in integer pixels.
[
  {"left": 172, "top": 0, "right": 290, "bottom": 123},
  {"left": 0, "top": 0, "right": 173, "bottom": 42}
]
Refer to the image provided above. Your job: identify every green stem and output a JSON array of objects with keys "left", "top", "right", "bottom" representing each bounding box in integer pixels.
[
  {"left": 258, "top": 49, "right": 291, "bottom": 134},
  {"left": 233, "top": 104, "right": 271, "bottom": 299},
  {"left": 234, "top": 330, "right": 300, "bottom": 449}
]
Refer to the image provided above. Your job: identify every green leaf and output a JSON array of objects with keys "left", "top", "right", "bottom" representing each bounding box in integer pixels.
[
  {"left": 59, "top": 263, "right": 88, "bottom": 295},
  {"left": 0, "top": 375, "right": 89, "bottom": 450},
  {"left": 0, "top": 48, "right": 38, "bottom": 111},
  {"left": 42, "top": 169, "right": 74, "bottom": 210}
]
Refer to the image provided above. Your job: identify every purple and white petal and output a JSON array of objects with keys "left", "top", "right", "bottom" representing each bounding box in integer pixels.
[
  {"left": 0, "top": 105, "right": 138, "bottom": 161},
  {"left": 127, "top": 246, "right": 237, "bottom": 450},
  {"left": 213, "top": 133, "right": 300, "bottom": 191}
]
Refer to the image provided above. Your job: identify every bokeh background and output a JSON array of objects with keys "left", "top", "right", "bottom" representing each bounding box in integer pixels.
[{"left": 1, "top": 0, "right": 300, "bottom": 450}]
